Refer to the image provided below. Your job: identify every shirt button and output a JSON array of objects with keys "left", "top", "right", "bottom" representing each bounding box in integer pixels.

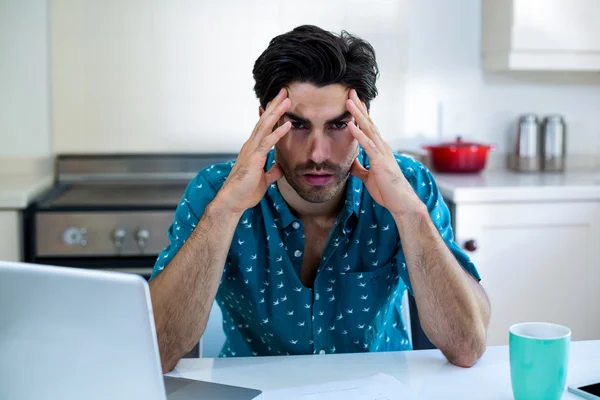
[
  {"left": 292, "top": 221, "right": 300, "bottom": 229},
  {"left": 319, "top": 350, "right": 326, "bottom": 355},
  {"left": 294, "top": 250, "right": 302, "bottom": 257}
]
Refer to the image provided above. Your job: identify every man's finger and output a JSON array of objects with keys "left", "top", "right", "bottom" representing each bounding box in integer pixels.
[
  {"left": 350, "top": 89, "right": 369, "bottom": 117},
  {"left": 253, "top": 97, "right": 291, "bottom": 144},
  {"left": 348, "top": 121, "right": 381, "bottom": 159},
  {"left": 347, "top": 99, "right": 385, "bottom": 151},
  {"left": 265, "top": 162, "right": 284, "bottom": 186},
  {"left": 252, "top": 88, "right": 288, "bottom": 139},
  {"left": 350, "top": 157, "right": 369, "bottom": 183},
  {"left": 265, "top": 88, "right": 288, "bottom": 114},
  {"left": 350, "top": 90, "right": 386, "bottom": 148},
  {"left": 256, "top": 121, "right": 292, "bottom": 154}
]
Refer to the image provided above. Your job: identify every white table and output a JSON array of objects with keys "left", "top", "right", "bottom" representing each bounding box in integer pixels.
[{"left": 173, "top": 340, "right": 600, "bottom": 399}]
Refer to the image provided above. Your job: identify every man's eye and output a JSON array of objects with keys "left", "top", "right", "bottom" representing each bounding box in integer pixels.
[
  {"left": 291, "top": 122, "right": 306, "bottom": 130},
  {"left": 331, "top": 122, "right": 348, "bottom": 130}
]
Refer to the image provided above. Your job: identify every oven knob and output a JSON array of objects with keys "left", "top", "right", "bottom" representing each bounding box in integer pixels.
[
  {"left": 62, "top": 227, "right": 87, "bottom": 247},
  {"left": 136, "top": 228, "right": 150, "bottom": 248},
  {"left": 111, "top": 228, "right": 126, "bottom": 249}
]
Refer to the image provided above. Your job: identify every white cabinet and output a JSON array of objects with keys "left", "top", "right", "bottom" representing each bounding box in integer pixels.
[
  {"left": 0, "top": 211, "right": 22, "bottom": 261},
  {"left": 453, "top": 201, "right": 600, "bottom": 345},
  {"left": 482, "top": 0, "right": 600, "bottom": 71},
  {"left": 202, "top": 301, "right": 225, "bottom": 358}
]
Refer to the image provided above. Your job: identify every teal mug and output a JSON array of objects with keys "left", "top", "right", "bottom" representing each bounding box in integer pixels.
[{"left": 510, "top": 322, "right": 571, "bottom": 400}]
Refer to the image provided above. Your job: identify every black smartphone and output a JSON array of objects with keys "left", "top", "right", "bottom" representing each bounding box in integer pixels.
[{"left": 568, "top": 382, "right": 600, "bottom": 399}]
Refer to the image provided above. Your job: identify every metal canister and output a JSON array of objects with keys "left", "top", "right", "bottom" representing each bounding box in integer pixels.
[
  {"left": 508, "top": 114, "right": 541, "bottom": 172},
  {"left": 541, "top": 115, "right": 566, "bottom": 172}
]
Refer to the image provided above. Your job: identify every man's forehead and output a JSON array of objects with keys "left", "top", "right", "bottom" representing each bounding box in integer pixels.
[{"left": 285, "top": 82, "right": 350, "bottom": 120}]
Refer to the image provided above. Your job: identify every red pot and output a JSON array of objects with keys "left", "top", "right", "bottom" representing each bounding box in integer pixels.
[{"left": 423, "top": 137, "right": 494, "bottom": 174}]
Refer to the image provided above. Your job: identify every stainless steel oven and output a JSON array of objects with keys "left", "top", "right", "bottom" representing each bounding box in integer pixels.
[{"left": 23, "top": 153, "right": 237, "bottom": 357}]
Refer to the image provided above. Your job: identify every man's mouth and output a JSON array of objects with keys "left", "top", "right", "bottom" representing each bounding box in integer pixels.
[{"left": 303, "top": 173, "right": 333, "bottom": 186}]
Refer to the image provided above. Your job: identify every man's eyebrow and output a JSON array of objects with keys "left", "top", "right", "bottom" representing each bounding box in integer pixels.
[
  {"left": 326, "top": 111, "right": 352, "bottom": 124},
  {"left": 283, "top": 112, "right": 310, "bottom": 124},
  {"left": 283, "top": 110, "right": 352, "bottom": 125}
]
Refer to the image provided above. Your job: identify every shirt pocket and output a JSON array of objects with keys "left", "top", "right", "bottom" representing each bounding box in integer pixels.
[{"left": 335, "top": 261, "right": 399, "bottom": 352}]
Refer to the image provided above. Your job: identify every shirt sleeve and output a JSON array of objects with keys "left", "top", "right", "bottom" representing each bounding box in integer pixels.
[
  {"left": 149, "top": 170, "right": 219, "bottom": 280},
  {"left": 394, "top": 159, "right": 481, "bottom": 295}
]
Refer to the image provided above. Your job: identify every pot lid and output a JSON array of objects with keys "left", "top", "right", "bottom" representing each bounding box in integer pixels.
[{"left": 427, "top": 136, "right": 492, "bottom": 149}]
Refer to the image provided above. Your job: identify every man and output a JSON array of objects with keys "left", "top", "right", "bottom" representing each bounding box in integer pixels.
[{"left": 149, "top": 25, "right": 490, "bottom": 373}]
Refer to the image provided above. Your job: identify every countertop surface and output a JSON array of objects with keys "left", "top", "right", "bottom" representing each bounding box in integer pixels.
[
  {"left": 0, "top": 157, "right": 54, "bottom": 209},
  {"left": 171, "top": 340, "right": 600, "bottom": 399},
  {"left": 435, "top": 170, "right": 600, "bottom": 203},
  {"left": 3, "top": 156, "right": 600, "bottom": 208}
]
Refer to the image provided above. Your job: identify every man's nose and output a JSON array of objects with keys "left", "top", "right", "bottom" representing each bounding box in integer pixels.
[{"left": 308, "top": 131, "right": 331, "bottom": 165}]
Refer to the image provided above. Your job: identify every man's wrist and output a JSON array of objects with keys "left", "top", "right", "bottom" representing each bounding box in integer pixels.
[
  {"left": 391, "top": 200, "right": 429, "bottom": 225},
  {"left": 210, "top": 192, "right": 245, "bottom": 220}
]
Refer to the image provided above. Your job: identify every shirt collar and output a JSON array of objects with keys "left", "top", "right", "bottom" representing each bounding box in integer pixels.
[
  {"left": 340, "top": 148, "right": 365, "bottom": 230},
  {"left": 347, "top": 147, "right": 365, "bottom": 217},
  {"left": 264, "top": 148, "right": 365, "bottom": 230}
]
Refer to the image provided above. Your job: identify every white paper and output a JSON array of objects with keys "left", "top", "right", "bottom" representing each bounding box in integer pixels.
[
  {"left": 163, "top": 368, "right": 183, "bottom": 378},
  {"left": 262, "top": 373, "right": 415, "bottom": 400}
]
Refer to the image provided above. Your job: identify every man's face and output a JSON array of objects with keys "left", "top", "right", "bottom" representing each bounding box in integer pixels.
[{"left": 272, "top": 82, "right": 359, "bottom": 203}]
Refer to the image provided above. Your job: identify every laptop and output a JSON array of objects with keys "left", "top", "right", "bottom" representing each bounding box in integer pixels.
[{"left": 0, "top": 261, "right": 262, "bottom": 400}]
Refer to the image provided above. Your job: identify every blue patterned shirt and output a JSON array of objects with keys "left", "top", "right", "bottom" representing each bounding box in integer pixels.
[{"left": 150, "top": 148, "right": 480, "bottom": 357}]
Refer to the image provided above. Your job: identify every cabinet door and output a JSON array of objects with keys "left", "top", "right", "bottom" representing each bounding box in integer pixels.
[
  {"left": 512, "top": 0, "right": 600, "bottom": 52},
  {"left": 454, "top": 202, "right": 600, "bottom": 346},
  {"left": 0, "top": 211, "right": 21, "bottom": 261},
  {"left": 201, "top": 301, "right": 226, "bottom": 358}
]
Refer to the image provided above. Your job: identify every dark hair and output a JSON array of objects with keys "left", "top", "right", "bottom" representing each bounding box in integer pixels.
[{"left": 252, "top": 25, "right": 379, "bottom": 110}]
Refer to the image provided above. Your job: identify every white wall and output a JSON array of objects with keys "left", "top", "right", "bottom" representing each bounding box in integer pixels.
[
  {"left": 404, "top": 0, "right": 600, "bottom": 163},
  {"left": 48, "top": 0, "right": 600, "bottom": 161},
  {"left": 0, "top": 0, "right": 51, "bottom": 158},
  {"left": 50, "top": 0, "right": 408, "bottom": 154}
]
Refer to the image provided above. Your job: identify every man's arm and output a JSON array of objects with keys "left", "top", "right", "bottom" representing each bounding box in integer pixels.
[
  {"left": 149, "top": 197, "right": 241, "bottom": 373},
  {"left": 149, "top": 88, "right": 292, "bottom": 373},
  {"left": 345, "top": 89, "right": 489, "bottom": 367},
  {"left": 392, "top": 206, "right": 490, "bottom": 367}
]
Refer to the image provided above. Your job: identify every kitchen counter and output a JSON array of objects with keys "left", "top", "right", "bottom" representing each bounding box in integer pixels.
[
  {"left": 435, "top": 170, "right": 600, "bottom": 204},
  {"left": 0, "top": 157, "right": 54, "bottom": 209},
  {"left": 2, "top": 158, "right": 600, "bottom": 208}
]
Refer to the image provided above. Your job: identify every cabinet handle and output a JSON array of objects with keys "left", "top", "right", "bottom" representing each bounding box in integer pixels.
[{"left": 464, "top": 240, "right": 478, "bottom": 252}]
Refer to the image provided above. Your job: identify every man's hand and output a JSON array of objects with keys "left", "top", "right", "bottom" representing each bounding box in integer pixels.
[
  {"left": 346, "top": 89, "right": 423, "bottom": 217},
  {"left": 346, "top": 91, "right": 489, "bottom": 367},
  {"left": 217, "top": 88, "right": 292, "bottom": 214}
]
